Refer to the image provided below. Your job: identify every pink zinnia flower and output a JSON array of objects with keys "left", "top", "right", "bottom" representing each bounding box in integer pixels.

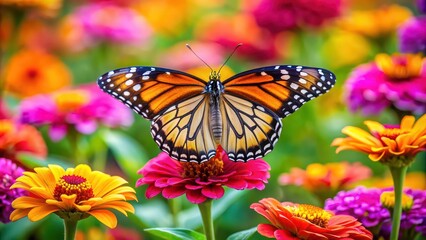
[
  {"left": 251, "top": 0, "right": 343, "bottom": 33},
  {"left": 345, "top": 53, "right": 426, "bottom": 115},
  {"left": 0, "top": 158, "right": 25, "bottom": 223},
  {"left": 136, "top": 147, "right": 270, "bottom": 204},
  {"left": 72, "top": 2, "right": 152, "bottom": 44},
  {"left": 18, "top": 84, "right": 133, "bottom": 141}
]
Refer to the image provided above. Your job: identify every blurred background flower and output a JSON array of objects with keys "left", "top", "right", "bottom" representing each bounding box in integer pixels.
[
  {"left": 344, "top": 54, "right": 426, "bottom": 116},
  {"left": 3, "top": 50, "right": 72, "bottom": 98},
  {"left": 0, "top": 119, "right": 47, "bottom": 166},
  {"left": 18, "top": 84, "right": 133, "bottom": 141},
  {"left": 279, "top": 162, "right": 372, "bottom": 200},
  {"left": 398, "top": 16, "right": 426, "bottom": 55},
  {"left": 0, "top": 158, "right": 25, "bottom": 223}
]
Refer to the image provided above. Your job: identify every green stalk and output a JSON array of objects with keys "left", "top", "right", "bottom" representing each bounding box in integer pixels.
[
  {"left": 63, "top": 218, "right": 78, "bottom": 240},
  {"left": 198, "top": 199, "right": 215, "bottom": 240},
  {"left": 389, "top": 165, "right": 408, "bottom": 240},
  {"left": 168, "top": 198, "right": 180, "bottom": 227}
]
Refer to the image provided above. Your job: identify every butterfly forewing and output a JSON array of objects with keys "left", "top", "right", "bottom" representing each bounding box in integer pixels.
[
  {"left": 223, "top": 65, "right": 336, "bottom": 118},
  {"left": 97, "top": 66, "right": 207, "bottom": 120}
]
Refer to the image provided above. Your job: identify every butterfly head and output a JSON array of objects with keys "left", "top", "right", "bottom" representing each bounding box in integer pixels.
[{"left": 209, "top": 70, "right": 221, "bottom": 81}]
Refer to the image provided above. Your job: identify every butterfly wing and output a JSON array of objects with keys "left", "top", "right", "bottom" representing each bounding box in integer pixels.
[
  {"left": 98, "top": 66, "right": 215, "bottom": 162},
  {"left": 220, "top": 94, "right": 282, "bottom": 161},
  {"left": 97, "top": 66, "right": 207, "bottom": 120},
  {"left": 151, "top": 95, "right": 217, "bottom": 162},
  {"left": 221, "top": 65, "right": 335, "bottom": 161}
]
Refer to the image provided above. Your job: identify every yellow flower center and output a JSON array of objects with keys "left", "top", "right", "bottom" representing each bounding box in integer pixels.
[
  {"left": 380, "top": 191, "right": 413, "bottom": 211},
  {"left": 53, "top": 90, "right": 89, "bottom": 113},
  {"left": 284, "top": 204, "right": 332, "bottom": 228},
  {"left": 54, "top": 175, "right": 94, "bottom": 203},
  {"left": 181, "top": 157, "right": 224, "bottom": 181},
  {"left": 375, "top": 54, "right": 423, "bottom": 80}
]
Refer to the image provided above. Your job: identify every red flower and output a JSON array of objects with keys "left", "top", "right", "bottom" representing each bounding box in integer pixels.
[
  {"left": 0, "top": 119, "right": 46, "bottom": 166},
  {"left": 251, "top": 198, "right": 373, "bottom": 240},
  {"left": 136, "top": 147, "right": 270, "bottom": 204}
]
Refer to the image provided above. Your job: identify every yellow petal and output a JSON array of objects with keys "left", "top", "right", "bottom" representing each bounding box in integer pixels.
[
  {"left": 341, "top": 126, "right": 381, "bottom": 146},
  {"left": 364, "top": 120, "right": 385, "bottom": 133},
  {"left": 49, "top": 164, "right": 66, "bottom": 181},
  {"left": 400, "top": 115, "right": 415, "bottom": 130},
  {"left": 87, "top": 210, "right": 118, "bottom": 228},
  {"left": 73, "top": 164, "right": 92, "bottom": 177}
]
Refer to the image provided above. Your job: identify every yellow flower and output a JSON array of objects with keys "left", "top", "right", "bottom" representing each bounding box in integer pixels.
[
  {"left": 322, "top": 30, "right": 371, "bottom": 68},
  {"left": 332, "top": 115, "right": 426, "bottom": 166},
  {"left": 337, "top": 4, "right": 412, "bottom": 38},
  {"left": 10, "top": 164, "right": 136, "bottom": 228},
  {"left": 4, "top": 50, "right": 71, "bottom": 97}
]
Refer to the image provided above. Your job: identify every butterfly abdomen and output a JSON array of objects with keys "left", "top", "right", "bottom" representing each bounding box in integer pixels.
[{"left": 210, "top": 101, "right": 222, "bottom": 144}]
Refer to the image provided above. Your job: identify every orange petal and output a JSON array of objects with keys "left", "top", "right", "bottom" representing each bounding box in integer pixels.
[
  {"left": 87, "top": 210, "right": 118, "bottom": 228},
  {"left": 12, "top": 196, "right": 46, "bottom": 209},
  {"left": 10, "top": 208, "right": 31, "bottom": 221},
  {"left": 28, "top": 205, "right": 59, "bottom": 221}
]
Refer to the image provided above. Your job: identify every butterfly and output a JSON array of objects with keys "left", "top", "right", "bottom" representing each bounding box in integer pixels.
[{"left": 97, "top": 64, "right": 335, "bottom": 163}]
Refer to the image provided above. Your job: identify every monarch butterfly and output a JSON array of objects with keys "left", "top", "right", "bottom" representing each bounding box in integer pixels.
[{"left": 97, "top": 50, "right": 335, "bottom": 163}]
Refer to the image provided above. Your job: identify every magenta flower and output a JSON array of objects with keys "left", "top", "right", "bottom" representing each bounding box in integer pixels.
[
  {"left": 0, "top": 158, "right": 25, "bottom": 223},
  {"left": 325, "top": 187, "right": 390, "bottom": 228},
  {"left": 251, "top": 0, "right": 342, "bottom": 33},
  {"left": 345, "top": 54, "right": 426, "bottom": 115},
  {"left": 19, "top": 84, "right": 133, "bottom": 141},
  {"left": 136, "top": 147, "right": 270, "bottom": 204},
  {"left": 72, "top": 2, "right": 152, "bottom": 44},
  {"left": 325, "top": 187, "right": 426, "bottom": 239},
  {"left": 418, "top": 0, "right": 426, "bottom": 14},
  {"left": 398, "top": 17, "right": 426, "bottom": 55}
]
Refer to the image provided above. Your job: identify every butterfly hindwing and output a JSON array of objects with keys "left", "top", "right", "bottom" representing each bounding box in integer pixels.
[
  {"left": 97, "top": 66, "right": 207, "bottom": 120},
  {"left": 220, "top": 94, "right": 282, "bottom": 161},
  {"left": 223, "top": 65, "right": 336, "bottom": 118},
  {"left": 151, "top": 95, "right": 216, "bottom": 162}
]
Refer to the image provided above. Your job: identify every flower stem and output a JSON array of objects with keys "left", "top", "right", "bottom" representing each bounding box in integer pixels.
[
  {"left": 168, "top": 198, "right": 180, "bottom": 227},
  {"left": 63, "top": 218, "right": 78, "bottom": 240},
  {"left": 198, "top": 199, "right": 215, "bottom": 240},
  {"left": 389, "top": 165, "right": 408, "bottom": 240}
]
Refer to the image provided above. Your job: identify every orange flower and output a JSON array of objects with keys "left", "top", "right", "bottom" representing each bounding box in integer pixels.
[
  {"left": 251, "top": 198, "right": 372, "bottom": 240},
  {"left": 10, "top": 164, "right": 137, "bottom": 228},
  {"left": 0, "top": 119, "right": 46, "bottom": 166},
  {"left": 279, "top": 162, "right": 371, "bottom": 192},
  {"left": 332, "top": 114, "right": 426, "bottom": 166},
  {"left": 0, "top": 0, "right": 62, "bottom": 15},
  {"left": 4, "top": 50, "right": 71, "bottom": 97}
]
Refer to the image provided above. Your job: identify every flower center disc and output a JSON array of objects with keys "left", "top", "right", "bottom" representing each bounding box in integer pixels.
[
  {"left": 54, "top": 175, "right": 94, "bottom": 203},
  {"left": 181, "top": 157, "right": 224, "bottom": 181},
  {"left": 376, "top": 54, "right": 423, "bottom": 81},
  {"left": 284, "top": 204, "right": 332, "bottom": 228}
]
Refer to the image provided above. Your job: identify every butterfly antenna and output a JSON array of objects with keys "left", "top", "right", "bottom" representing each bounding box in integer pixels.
[
  {"left": 218, "top": 43, "right": 242, "bottom": 74},
  {"left": 186, "top": 44, "right": 214, "bottom": 72}
]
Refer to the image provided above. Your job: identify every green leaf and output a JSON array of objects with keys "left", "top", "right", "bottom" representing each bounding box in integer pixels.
[
  {"left": 132, "top": 200, "right": 172, "bottom": 228},
  {"left": 179, "top": 189, "right": 245, "bottom": 229},
  {"left": 101, "top": 130, "right": 148, "bottom": 182},
  {"left": 145, "top": 228, "right": 206, "bottom": 240},
  {"left": 16, "top": 153, "right": 72, "bottom": 169},
  {"left": 227, "top": 227, "right": 260, "bottom": 240}
]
